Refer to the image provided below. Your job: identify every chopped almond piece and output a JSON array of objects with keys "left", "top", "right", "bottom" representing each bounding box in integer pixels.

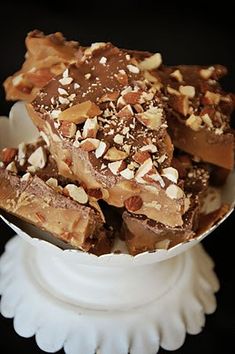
[
  {"left": 80, "top": 138, "right": 100, "bottom": 151},
  {"left": 117, "top": 104, "right": 134, "bottom": 119},
  {"left": 170, "top": 69, "right": 183, "bottom": 82},
  {"left": 204, "top": 91, "right": 221, "bottom": 105},
  {"left": 133, "top": 151, "right": 151, "bottom": 164},
  {"left": 122, "top": 91, "right": 142, "bottom": 105},
  {"left": 95, "top": 141, "right": 107, "bottom": 158},
  {"left": 64, "top": 184, "right": 88, "bottom": 204},
  {"left": 186, "top": 114, "right": 202, "bottom": 131},
  {"left": 166, "top": 185, "right": 184, "bottom": 200},
  {"left": 104, "top": 147, "right": 128, "bottom": 161},
  {"left": 162, "top": 167, "right": 179, "bottom": 183},
  {"left": 100, "top": 91, "right": 119, "bottom": 102},
  {"left": 59, "top": 121, "right": 77, "bottom": 138},
  {"left": 83, "top": 117, "right": 99, "bottom": 138},
  {"left": 28, "top": 146, "right": 47, "bottom": 169},
  {"left": 58, "top": 101, "right": 102, "bottom": 123},
  {"left": 136, "top": 106, "right": 163, "bottom": 130},
  {"left": 108, "top": 160, "right": 126, "bottom": 175},
  {"left": 138, "top": 53, "right": 162, "bottom": 71},
  {"left": 179, "top": 85, "right": 195, "bottom": 98}
]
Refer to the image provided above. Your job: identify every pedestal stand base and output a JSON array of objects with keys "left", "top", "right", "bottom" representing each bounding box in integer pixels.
[{"left": 0, "top": 237, "right": 219, "bottom": 354}]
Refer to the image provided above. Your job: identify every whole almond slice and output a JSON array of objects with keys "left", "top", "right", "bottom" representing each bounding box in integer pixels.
[{"left": 58, "top": 101, "right": 102, "bottom": 124}]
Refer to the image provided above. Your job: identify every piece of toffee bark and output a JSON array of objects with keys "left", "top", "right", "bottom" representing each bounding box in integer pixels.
[
  {"left": 27, "top": 42, "right": 188, "bottom": 227},
  {"left": 4, "top": 30, "right": 79, "bottom": 102},
  {"left": 0, "top": 140, "right": 113, "bottom": 254},
  {"left": 147, "top": 62, "right": 235, "bottom": 170},
  {"left": 122, "top": 154, "right": 210, "bottom": 255},
  {"left": 122, "top": 198, "right": 199, "bottom": 255}
]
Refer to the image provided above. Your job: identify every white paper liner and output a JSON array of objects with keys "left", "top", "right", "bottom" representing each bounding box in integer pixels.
[{"left": 0, "top": 102, "right": 235, "bottom": 266}]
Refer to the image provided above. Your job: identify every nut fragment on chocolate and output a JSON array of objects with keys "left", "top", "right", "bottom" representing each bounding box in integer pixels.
[
  {"left": 59, "top": 121, "right": 77, "bottom": 138},
  {"left": 58, "top": 101, "right": 102, "bottom": 123},
  {"left": 138, "top": 53, "right": 162, "bottom": 71},
  {"left": 28, "top": 146, "right": 47, "bottom": 169},
  {"left": 162, "top": 167, "right": 179, "bottom": 183},
  {"left": 185, "top": 114, "right": 202, "bottom": 131},
  {"left": 108, "top": 160, "right": 125, "bottom": 175},
  {"left": 179, "top": 85, "right": 195, "bottom": 98},
  {"left": 6, "top": 161, "right": 17, "bottom": 173},
  {"left": 199, "top": 67, "right": 215, "bottom": 79},
  {"left": 83, "top": 117, "right": 99, "bottom": 138},
  {"left": 136, "top": 106, "right": 163, "bottom": 130},
  {"left": 104, "top": 147, "right": 128, "bottom": 161},
  {"left": 166, "top": 184, "right": 184, "bottom": 199},
  {"left": 80, "top": 138, "right": 100, "bottom": 151},
  {"left": 64, "top": 184, "right": 88, "bottom": 204}
]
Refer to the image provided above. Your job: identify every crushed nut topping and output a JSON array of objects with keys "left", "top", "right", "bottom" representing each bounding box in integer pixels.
[
  {"left": 95, "top": 141, "right": 107, "bottom": 158},
  {"left": 104, "top": 147, "right": 128, "bottom": 161},
  {"left": 179, "top": 85, "right": 195, "bottom": 98},
  {"left": 186, "top": 114, "right": 202, "bottom": 131},
  {"left": 166, "top": 184, "right": 184, "bottom": 199},
  {"left": 162, "top": 167, "right": 179, "bottom": 183},
  {"left": 64, "top": 184, "right": 88, "bottom": 204},
  {"left": 127, "top": 64, "right": 140, "bottom": 74},
  {"left": 108, "top": 160, "right": 126, "bottom": 175},
  {"left": 138, "top": 53, "right": 162, "bottom": 71},
  {"left": 170, "top": 69, "right": 183, "bottom": 82},
  {"left": 28, "top": 146, "right": 47, "bottom": 169},
  {"left": 6, "top": 161, "right": 17, "bottom": 173}
]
